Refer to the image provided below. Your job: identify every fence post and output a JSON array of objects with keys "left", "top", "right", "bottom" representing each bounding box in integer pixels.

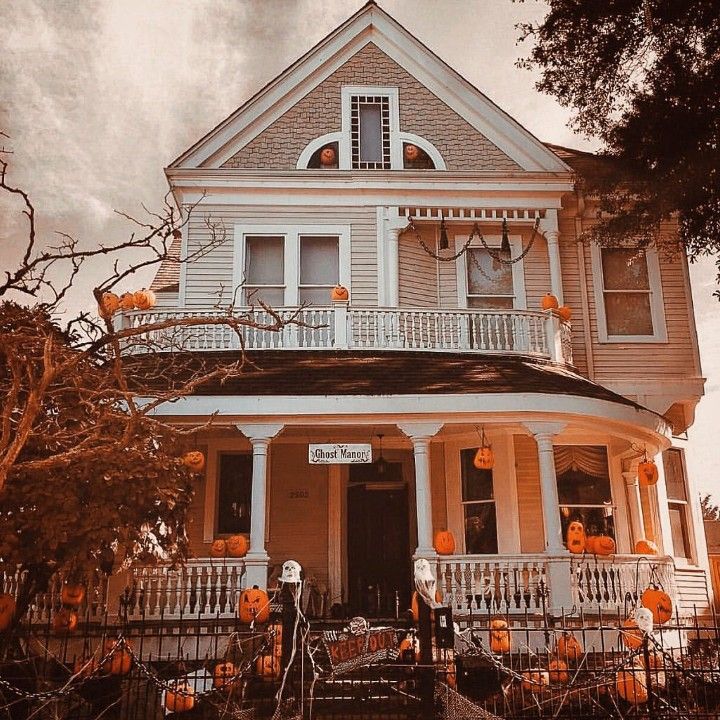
[{"left": 417, "top": 596, "right": 435, "bottom": 720}]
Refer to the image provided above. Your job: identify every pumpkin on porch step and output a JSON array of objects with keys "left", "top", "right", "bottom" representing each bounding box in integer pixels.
[
  {"left": 489, "top": 618, "right": 511, "bottom": 653},
  {"left": 565, "top": 521, "right": 586, "bottom": 554},
  {"left": 102, "top": 638, "right": 133, "bottom": 675},
  {"left": 638, "top": 459, "right": 659, "bottom": 486},
  {"left": 616, "top": 664, "right": 648, "bottom": 704},
  {"left": 165, "top": 681, "right": 195, "bottom": 713},
  {"left": 238, "top": 585, "right": 270, "bottom": 624},
  {"left": 256, "top": 654, "right": 280, "bottom": 678},
  {"left": 226, "top": 534, "right": 249, "bottom": 558},
  {"left": 433, "top": 530, "right": 456, "bottom": 555},
  {"left": 641, "top": 586, "right": 673, "bottom": 625},
  {"left": 410, "top": 590, "right": 442, "bottom": 622},
  {"left": 635, "top": 539, "right": 658, "bottom": 555},
  {"left": 0, "top": 594, "right": 16, "bottom": 632},
  {"left": 556, "top": 631, "right": 583, "bottom": 661},
  {"left": 548, "top": 658, "right": 569, "bottom": 684}
]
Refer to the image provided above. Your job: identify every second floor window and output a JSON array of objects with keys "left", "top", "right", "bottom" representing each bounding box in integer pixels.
[
  {"left": 663, "top": 448, "right": 691, "bottom": 559},
  {"left": 244, "top": 235, "right": 285, "bottom": 306},
  {"left": 351, "top": 95, "right": 391, "bottom": 169},
  {"left": 466, "top": 248, "right": 514, "bottom": 309}
]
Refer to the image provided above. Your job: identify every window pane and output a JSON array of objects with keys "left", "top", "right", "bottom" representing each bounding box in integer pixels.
[
  {"left": 245, "top": 236, "right": 284, "bottom": 285},
  {"left": 602, "top": 248, "right": 650, "bottom": 290},
  {"left": 467, "top": 296, "right": 514, "bottom": 309},
  {"left": 604, "top": 292, "right": 653, "bottom": 335},
  {"left": 663, "top": 449, "right": 687, "bottom": 501},
  {"left": 464, "top": 503, "right": 498, "bottom": 554},
  {"left": 669, "top": 504, "right": 690, "bottom": 558},
  {"left": 460, "top": 449, "right": 494, "bottom": 501},
  {"left": 217, "top": 454, "right": 253, "bottom": 535},
  {"left": 299, "top": 287, "right": 334, "bottom": 306},
  {"left": 467, "top": 249, "right": 513, "bottom": 295},
  {"left": 359, "top": 103, "right": 382, "bottom": 163},
  {"left": 554, "top": 446, "right": 611, "bottom": 505},
  {"left": 243, "top": 287, "right": 285, "bottom": 307},
  {"left": 300, "top": 236, "right": 339, "bottom": 285}
]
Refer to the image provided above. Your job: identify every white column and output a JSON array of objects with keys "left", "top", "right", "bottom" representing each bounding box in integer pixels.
[
  {"left": 623, "top": 469, "right": 645, "bottom": 547},
  {"left": 541, "top": 209, "right": 563, "bottom": 304},
  {"left": 386, "top": 225, "right": 401, "bottom": 307},
  {"left": 398, "top": 422, "right": 444, "bottom": 557},
  {"left": 236, "top": 423, "right": 284, "bottom": 588}
]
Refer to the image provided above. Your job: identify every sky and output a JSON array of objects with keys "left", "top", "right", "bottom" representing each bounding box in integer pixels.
[{"left": 1, "top": 0, "right": 718, "bottom": 498}]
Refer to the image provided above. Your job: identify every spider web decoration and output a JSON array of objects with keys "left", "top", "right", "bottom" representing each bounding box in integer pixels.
[{"left": 435, "top": 681, "right": 503, "bottom": 720}]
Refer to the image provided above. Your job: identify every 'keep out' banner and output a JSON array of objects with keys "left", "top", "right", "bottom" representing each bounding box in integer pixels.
[{"left": 322, "top": 627, "right": 398, "bottom": 675}]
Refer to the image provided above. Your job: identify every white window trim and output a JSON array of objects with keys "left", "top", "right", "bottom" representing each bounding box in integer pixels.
[
  {"left": 232, "top": 224, "right": 351, "bottom": 307},
  {"left": 296, "top": 131, "right": 343, "bottom": 170},
  {"left": 590, "top": 243, "right": 668, "bottom": 343},
  {"left": 663, "top": 447, "right": 696, "bottom": 564},
  {"left": 340, "top": 86, "right": 401, "bottom": 170},
  {"left": 455, "top": 234, "right": 527, "bottom": 310}
]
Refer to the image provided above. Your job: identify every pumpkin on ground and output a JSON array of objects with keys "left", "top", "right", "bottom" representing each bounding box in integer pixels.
[
  {"left": 102, "top": 639, "right": 133, "bottom": 675},
  {"left": 521, "top": 669, "right": 550, "bottom": 693},
  {"left": 238, "top": 585, "right": 270, "bottom": 624},
  {"left": 330, "top": 285, "right": 349, "bottom": 302},
  {"left": 165, "top": 681, "right": 195, "bottom": 713},
  {"left": 473, "top": 446, "right": 494, "bottom": 470},
  {"left": 541, "top": 293, "right": 559, "bottom": 310},
  {"left": 182, "top": 450, "right": 205, "bottom": 473},
  {"left": 489, "top": 618, "right": 511, "bottom": 654},
  {"left": 61, "top": 583, "right": 85, "bottom": 608},
  {"left": 638, "top": 459, "right": 659, "bottom": 487},
  {"left": 548, "top": 658, "right": 569, "bottom": 684},
  {"left": 226, "top": 534, "right": 249, "bottom": 558},
  {"left": 410, "top": 590, "right": 443, "bottom": 622},
  {"left": 256, "top": 654, "right": 280, "bottom": 678},
  {"left": 210, "top": 539, "right": 227, "bottom": 558},
  {"left": 53, "top": 609, "right": 78, "bottom": 635},
  {"left": 213, "top": 661, "right": 238, "bottom": 690},
  {"left": 635, "top": 539, "right": 659, "bottom": 555},
  {"left": 641, "top": 587, "right": 673, "bottom": 625},
  {"left": 616, "top": 664, "right": 648, "bottom": 704},
  {"left": 433, "top": 530, "right": 456, "bottom": 555},
  {"left": 566, "top": 521, "right": 586, "bottom": 554},
  {"left": 556, "top": 632, "right": 583, "bottom": 661},
  {"left": 0, "top": 594, "right": 16, "bottom": 632}
]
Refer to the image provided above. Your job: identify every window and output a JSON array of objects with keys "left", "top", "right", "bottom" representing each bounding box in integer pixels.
[
  {"left": 299, "top": 236, "right": 339, "bottom": 305},
  {"left": 460, "top": 448, "right": 498, "bottom": 554},
  {"left": 351, "top": 95, "right": 390, "bottom": 169},
  {"left": 466, "top": 248, "right": 514, "bottom": 309},
  {"left": 592, "top": 244, "right": 667, "bottom": 342},
  {"left": 663, "top": 448, "right": 691, "bottom": 559},
  {"left": 554, "top": 446, "right": 615, "bottom": 545},
  {"left": 243, "top": 236, "right": 285, "bottom": 306},
  {"left": 217, "top": 454, "right": 253, "bottom": 535}
]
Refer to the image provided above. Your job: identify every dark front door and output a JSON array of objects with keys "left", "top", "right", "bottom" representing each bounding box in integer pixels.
[{"left": 347, "top": 477, "right": 410, "bottom": 617}]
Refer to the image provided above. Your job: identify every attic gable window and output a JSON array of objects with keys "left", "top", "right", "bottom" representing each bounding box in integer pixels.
[{"left": 351, "top": 95, "right": 390, "bottom": 168}]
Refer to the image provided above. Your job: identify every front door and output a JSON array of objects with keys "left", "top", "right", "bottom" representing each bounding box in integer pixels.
[{"left": 347, "top": 470, "right": 410, "bottom": 617}]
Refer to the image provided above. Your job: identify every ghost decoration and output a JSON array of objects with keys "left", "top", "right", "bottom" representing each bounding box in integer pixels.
[
  {"left": 634, "top": 606, "right": 654, "bottom": 635},
  {"left": 414, "top": 558, "right": 442, "bottom": 610},
  {"left": 280, "top": 559, "right": 303, "bottom": 585}
]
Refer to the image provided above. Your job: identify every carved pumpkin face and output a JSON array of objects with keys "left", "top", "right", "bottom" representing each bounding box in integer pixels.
[
  {"left": 433, "top": 530, "right": 456, "bottom": 555},
  {"left": 489, "top": 618, "right": 511, "bottom": 654},
  {"left": 0, "top": 594, "right": 16, "bottom": 632},
  {"left": 641, "top": 587, "right": 673, "bottom": 625},
  {"left": 213, "top": 661, "right": 238, "bottom": 690},
  {"left": 541, "top": 293, "right": 559, "bottom": 310},
  {"left": 591, "top": 535, "right": 616, "bottom": 556},
  {"left": 53, "top": 608, "right": 78, "bottom": 635},
  {"left": 210, "top": 539, "right": 227, "bottom": 558},
  {"left": 133, "top": 289, "right": 156, "bottom": 311},
  {"left": 404, "top": 144, "right": 420, "bottom": 162},
  {"left": 638, "top": 459, "right": 659, "bottom": 486},
  {"left": 548, "top": 658, "right": 569, "bottom": 684},
  {"left": 238, "top": 585, "right": 270, "bottom": 624},
  {"left": 98, "top": 292, "right": 120, "bottom": 318},
  {"left": 616, "top": 664, "right": 648, "bottom": 704},
  {"left": 61, "top": 583, "right": 85, "bottom": 608},
  {"left": 331, "top": 285, "right": 349, "bottom": 301},
  {"left": 473, "top": 446, "right": 494, "bottom": 470},
  {"left": 566, "top": 521, "right": 586, "bottom": 554},
  {"left": 119, "top": 292, "right": 136, "bottom": 311},
  {"left": 102, "top": 639, "right": 133, "bottom": 675},
  {"left": 521, "top": 670, "right": 549, "bottom": 693},
  {"left": 256, "top": 654, "right": 280, "bottom": 678},
  {"left": 182, "top": 450, "right": 205, "bottom": 473},
  {"left": 556, "top": 632, "right": 583, "bottom": 660},
  {"left": 635, "top": 539, "right": 658, "bottom": 555},
  {"left": 320, "top": 146, "right": 337, "bottom": 166},
  {"left": 226, "top": 534, "right": 249, "bottom": 558},
  {"left": 165, "top": 681, "right": 195, "bottom": 713},
  {"left": 269, "top": 623, "right": 283, "bottom": 656}
]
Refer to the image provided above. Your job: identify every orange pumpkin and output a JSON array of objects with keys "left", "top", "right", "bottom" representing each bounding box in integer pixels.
[
  {"left": 269, "top": 624, "right": 283, "bottom": 656},
  {"left": 398, "top": 633, "right": 420, "bottom": 662},
  {"left": 433, "top": 529, "right": 456, "bottom": 555},
  {"left": 566, "top": 521, "right": 586, "bottom": 554},
  {"left": 638, "top": 459, "right": 659, "bottom": 487},
  {"left": 0, "top": 594, "right": 16, "bottom": 632},
  {"left": 557, "top": 305, "right": 572, "bottom": 322},
  {"left": 588, "top": 535, "right": 616, "bottom": 556},
  {"left": 256, "top": 654, "right": 280, "bottom": 678},
  {"left": 119, "top": 292, "right": 136, "bottom": 311},
  {"left": 616, "top": 664, "right": 648, "bottom": 704},
  {"left": 226, "top": 534, "right": 249, "bottom": 558},
  {"left": 102, "top": 639, "right": 133, "bottom": 675},
  {"left": 556, "top": 632, "right": 583, "bottom": 661},
  {"left": 489, "top": 618, "right": 511, "bottom": 654},
  {"left": 210, "top": 539, "right": 227, "bottom": 558},
  {"left": 133, "top": 289, "right": 156, "bottom": 311},
  {"left": 98, "top": 292, "right": 120, "bottom": 318},
  {"left": 213, "top": 661, "right": 238, "bottom": 690},
  {"left": 635, "top": 539, "right": 658, "bottom": 555},
  {"left": 238, "top": 585, "right": 270, "bottom": 624},
  {"left": 521, "top": 669, "right": 549, "bottom": 692},
  {"left": 182, "top": 450, "right": 205, "bottom": 473},
  {"left": 541, "top": 293, "right": 559, "bottom": 310},
  {"left": 319, "top": 146, "right": 337, "bottom": 167},
  {"left": 410, "top": 590, "right": 442, "bottom": 622},
  {"left": 641, "top": 587, "right": 673, "bottom": 625},
  {"left": 404, "top": 144, "right": 420, "bottom": 162},
  {"left": 473, "top": 446, "right": 494, "bottom": 470},
  {"left": 165, "top": 681, "right": 195, "bottom": 713},
  {"left": 61, "top": 583, "right": 85, "bottom": 608},
  {"left": 330, "top": 285, "right": 349, "bottom": 302},
  {"left": 620, "top": 618, "right": 643, "bottom": 650},
  {"left": 53, "top": 608, "right": 78, "bottom": 635},
  {"left": 548, "top": 658, "right": 569, "bottom": 684}
]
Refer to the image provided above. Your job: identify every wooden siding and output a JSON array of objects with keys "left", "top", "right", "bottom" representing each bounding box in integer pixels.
[
  {"left": 398, "top": 226, "right": 437, "bottom": 307},
  {"left": 513, "top": 435, "right": 545, "bottom": 553}
]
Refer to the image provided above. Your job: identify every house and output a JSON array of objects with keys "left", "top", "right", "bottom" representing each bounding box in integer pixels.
[{"left": 121, "top": 0, "right": 710, "bottom": 623}]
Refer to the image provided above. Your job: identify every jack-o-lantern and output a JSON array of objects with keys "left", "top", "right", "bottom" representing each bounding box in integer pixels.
[
  {"left": 566, "top": 521, "right": 586, "bottom": 554},
  {"left": 319, "top": 146, "right": 337, "bottom": 167},
  {"left": 213, "top": 661, "right": 238, "bottom": 690},
  {"left": 548, "top": 658, "right": 569, "bottom": 684},
  {"left": 165, "top": 681, "right": 195, "bottom": 713},
  {"left": 489, "top": 618, "right": 511, "bottom": 654},
  {"left": 119, "top": 292, "right": 136, "bottom": 311},
  {"left": 0, "top": 594, "right": 16, "bottom": 632},
  {"left": 133, "top": 289, "right": 156, "bottom": 311},
  {"left": 641, "top": 586, "right": 673, "bottom": 625},
  {"left": 521, "top": 669, "right": 549, "bottom": 693},
  {"left": 73, "top": 655, "right": 98, "bottom": 678},
  {"left": 556, "top": 632, "right": 583, "bottom": 661},
  {"left": 210, "top": 539, "right": 227, "bottom": 558},
  {"left": 588, "top": 535, "right": 616, "bottom": 556},
  {"left": 620, "top": 618, "right": 643, "bottom": 650},
  {"left": 404, "top": 144, "right": 420, "bottom": 163},
  {"left": 433, "top": 530, "right": 456, "bottom": 555},
  {"left": 541, "top": 293, "right": 559, "bottom": 310},
  {"left": 98, "top": 292, "right": 120, "bottom": 318},
  {"left": 61, "top": 583, "right": 85, "bottom": 608},
  {"left": 398, "top": 633, "right": 420, "bottom": 662},
  {"left": 557, "top": 305, "right": 572, "bottom": 322},
  {"left": 238, "top": 585, "right": 270, "bottom": 624},
  {"left": 638, "top": 459, "right": 659, "bottom": 487},
  {"left": 616, "top": 664, "right": 648, "bottom": 704},
  {"left": 635, "top": 539, "right": 658, "bottom": 555},
  {"left": 53, "top": 608, "right": 78, "bottom": 635},
  {"left": 330, "top": 285, "right": 349, "bottom": 302},
  {"left": 473, "top": 446, "right": 494, "bottom": 470},
  {"left": 102, "top": 639, "right": 133, "bottom": 675},
  {"left": 410, "top": 590, "right": 442, "bottom": 622},
  {"left": 268, "top": 624, "right": 283, "bottom": 656},
  {"left": 181, "top": 450, "right": 205, "bottom": 473},
  {"left": 226, "top": 534, "right": 249, "bottom": 558},
  {"left": 256, "top": 654, "right": 280, "bottom": 678}
]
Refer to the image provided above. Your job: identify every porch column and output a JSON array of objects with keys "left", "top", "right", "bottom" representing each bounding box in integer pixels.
[
  {"left": 541, "top": 209, "right": 563, "bottom": 304},
  {"left": 398, "top": 422, "right": 444, "bottom": 557},
  {"left": 236, "top": 423, "right": 284, "bottom": 588},
  {"left": 622, "top": 468, "right": 646, "bottom": 547}
]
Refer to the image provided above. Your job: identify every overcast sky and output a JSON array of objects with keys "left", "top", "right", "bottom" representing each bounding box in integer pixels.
[{"left": 1, "top": 0, "right": 717, "bottom": 497}]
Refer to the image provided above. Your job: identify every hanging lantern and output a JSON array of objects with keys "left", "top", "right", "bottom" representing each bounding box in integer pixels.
[
  {"left": 500, "top": 218, "right": 510, "bottom": 254},
  {"left": 438, "top": 216, "right": 449, "bottom": 250},
  {"left": 473, "top": 426, "right": 494, "bottom": 470}
]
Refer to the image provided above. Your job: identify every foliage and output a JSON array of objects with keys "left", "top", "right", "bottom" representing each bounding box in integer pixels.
[
  {"left": 518, "top": 0, "right": 720, "bottom": 275},
  {"left": 701, "top": 494, "right": 720, "bottom": 522}
]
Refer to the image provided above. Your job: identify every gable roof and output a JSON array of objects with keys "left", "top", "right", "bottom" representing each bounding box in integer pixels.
[{"left": 170, "top": 1, "right": 570, "bottom": 173}]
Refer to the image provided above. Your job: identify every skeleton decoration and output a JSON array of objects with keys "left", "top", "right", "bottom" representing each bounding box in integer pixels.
[
  {"left": 348, "top": 616, "right": 369, "bottom": 636},
  {"left": 634, "top": 606, "right": 654, "bottom": 635},
  {"left": 279, "top": 559, "right": 303, "bottom": 585},
  {"left": 414, "top": 558, "right": 442, "bottom": 609}
]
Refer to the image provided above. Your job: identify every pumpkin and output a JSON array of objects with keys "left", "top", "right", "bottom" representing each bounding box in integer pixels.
[
  {"left": 53, "top": 608, "right": 78, "bottom": 635},
  {"left": 404, "top": 144, "right": 420, "bottom": 162},
  {"left": 489, "top": 618, "right": 511, "bottom": 654},
  {"left": 73, "top": 655, "right": 98, "bottom": 678},
  {"left": 398, "top": 633, "right": 420, "bottom": 662},
  {"left": 541, "top": 293, "right": 559, "bottom": 310},
  {"left": 61, "top": 583, "right": 85, "bottom": 608},
  {"left": 102, "top": 639, "right": 133, "bottom": 675},
  {"left": 473, "top": 446, "right": 494, "bottom": 470},
  {"left": 410, "top": 590, "right": 442, "bottom": 622},
  {"left": 565, "top": 521, "right": 586, "bottom": 554},
  {"left": 635, "top": 539, "right": 658, "bottom": 555},
  {"left": 181, "top": 450, "right": 205, "bottom": 473},
  {"left": 133, "top": 289, "right": 156, "bottom": 311},
  {"left": 330, "top": 285, "right": 349, "bottom": 302},
  {"left": 433, "top": 530, "right": 456, "bottom": 555},
  {"left": 269, "top": 624, "right": 283, "bottom": 656},
  {"left": 210, "top": 539, "right": 227, "bottom": 558},
  {"left": 238, "top": 585, "right": 270, "bottom": 624},
  {"left": 213, "top": 661, "right": 238, "bottom": 690},
  {"left": 548, "top": 658, "right": 569, "bottom": 684},
  {"left": 641, "top": 587, "right": 673, "bottom": 625},
  {"left": 119, "top": 292, "right": 136, "bottom": 311},
  {"left": 638, "top": 459, "right": 659, "bottom": 487},
  {"left": 0, "top": 594, "right": 16, "bottom": 632},
  {"left": 556, "top": 632, "right": 583, "bottom": 661},
  {"left": 588, "top": 535, "right": 616, "bottom": 556},
  {"left": 620, "top": 618, "right": 643, "bottom": 650},
  {"left": 98, "top": 292, "right": 120, "bottom": 318},
  {"left": 616, "top": 664, "right": 648, "bottom": 704},
  {"left": 256, "top": 654, "right": 280, "bottom": 678},
  {"left": 226, "top": 534, "right": 249, "bottom": 558},
  {"left": 557, "top": 305, "right": 572, "bottom": 322},
  {"left": 319, "top": 146, "right": 337, "bottom": 167},
  {"left": 521, "top": 670, "right": 549, "bottom": 693},
  {"left": 165, "top": 681, "right": 195, "bottom": 713}
]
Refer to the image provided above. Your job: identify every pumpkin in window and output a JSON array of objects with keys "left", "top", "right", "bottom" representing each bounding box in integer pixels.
[
  {"left": 181, "top": 450, "right": 205, "bottom": 473},
  {"left": 541, "top": 293, "right": 559, "bottom": 310},
  {"left": 641, "top": 586, "right": 673, "bottom": 625},
  {"left": 473, "top": 446, "right": 494, "bottom": 470},
  {"left": 556, "top": 631, "right": 583, "bottom": 661},
  {"left": 226, "top": 534, "right": 249, "bottom": 558},
  {"left": 616, "top": 664, "right": 648, "bottom": 704},
  {"left": 210, "top": 538, "right": 227, "bottom": 558},
  {"left": 635, "top": 539, "right": 658, "bottom": 555},
  {"left": 331, "top": 285, "right": 349, "bottom": 302},
  {"left": 238, "top": 585, "right": 270, "bottom": 624},
  {"left": 433, "top": 529, "right": 456, "bottom": 555},
  {"left": 489, "top": 618, "right": 511, "bottom": 653},
  {"left": 319, "top": 146, "right": 337, "bottom": 167},
  {"left": 638, "top": 459, "right": 659, "bottom": 486},
  {"left": 566, "top": 521, "right": 586, "bottom": 554},
  {"left": 61, "top": 583, "right": 85, "bottom": 608},
  {"left": 404, "top": 144, "right": 420, "bottom": 163},
  {"left": 0, "top": 594, "right": 16, "bottom": 632},
  {"left": 165, "top": 681, "right": 195, "bottom": 713}
]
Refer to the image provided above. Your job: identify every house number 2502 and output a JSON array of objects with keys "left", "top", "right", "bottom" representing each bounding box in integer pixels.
[{"left": 289, "top": 489, "right": 309, "bottom": 499}]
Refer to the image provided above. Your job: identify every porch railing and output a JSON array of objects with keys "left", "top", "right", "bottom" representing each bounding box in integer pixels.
[{"left": 120, "top": 305, "right": 572, "bottom": 363}]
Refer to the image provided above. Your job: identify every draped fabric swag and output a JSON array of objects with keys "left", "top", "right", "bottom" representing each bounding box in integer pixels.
[{"left": 553, "top": 445, "right": 609, "bottom": 479}]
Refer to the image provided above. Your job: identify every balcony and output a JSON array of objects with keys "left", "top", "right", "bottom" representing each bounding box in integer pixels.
[{"left": 121, "top": 306, "right": 573, "bottom": 363}]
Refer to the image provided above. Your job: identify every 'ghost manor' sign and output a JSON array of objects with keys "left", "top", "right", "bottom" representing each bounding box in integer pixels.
[{"left": 308, "top": 443, "right": 372, "bottom": 464}]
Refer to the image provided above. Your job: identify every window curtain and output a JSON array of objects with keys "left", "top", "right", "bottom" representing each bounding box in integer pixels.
[{"left": 553, "top": 446, "right": 608, "bottom": 479}]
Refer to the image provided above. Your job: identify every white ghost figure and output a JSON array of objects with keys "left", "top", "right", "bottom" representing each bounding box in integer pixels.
[
  {"left": 280, "top": 559, "right": 302, "bottom": 584},
  {"left": 634, "top": 606, "right": 654, "bottom": 635},
  {"left": 413, "top": 558, "right": 442, "bottom": 610}
]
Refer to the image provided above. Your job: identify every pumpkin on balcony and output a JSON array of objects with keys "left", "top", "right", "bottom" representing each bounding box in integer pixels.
[
  {"left": 210, "top": 539, "right": 227, "bottom": 558},
  {"left": 0, "top": 594, "right": 16, "bottom": 632},
  {"left": 61, "top": 583, "right": 85, "bottom": 608},
  {"left": 410, "top": 590, "right": 442, "bottom": 622},
  {"left": 548, "top": 658, "right": 569, "bottom": 684},
  {"left": 565, "top": 521, "right": 586, "bottom": 554},
  {"left": 473, "top": 446, "right": 494, "bottom": 470},
  {"left": 331, "top": 285, "right": 349, "bottom": 302},
  {"left": 588, "top": 534, "right": 616, "bottom": 556},
  {"left": 213, "top": 661, "right": 238, "bottom": 691},
  {"left": 102, "top": 639, "right": 133, "bottom": 675},
  {"left": 433, "top": 530, "right": 456, "bottom": 555},
  {"left": 638, "top": 459, "right": 659, "bottom": 486},
  {"left": 238, "top": 585, "right": 270, "bottom": 624},
  {"left": 616, "top": 664, "right": 648, "bottom": 704},
  {"left": 556, "top": 631, "right": 583, "bottom": 661},
  {"left": 541, "top": 293, "right": 559, "bottom": 310},
  {"left": 181, "top": 450, "right": 205, "bottom": 473},
  {"left": 635, "top": 539, "right": 658, "bottom": 555},
  {"left": 133, "top": 288, "right": 156, "bottom": 310},
  {"left": 489, "top": 618, "right": 511, "bottom": 653},
  {"left": 226, "top": 534, "right": 249, "bottom": 558},
  {"left": 53, "top": 608, "right": 78, "bottom": 635},
  {"left": 165, "top": 681, "right": 195, "bottom": 713},
  {"left": 119, "top": 292, "right": 136, "bottom": 311},
  {"left": 98, "top": 292, "right": 120, "bottom": 318},
  {"left": 521, "top": 669, "right": 549, "bottom": 693},
  {"left": 641, "top": 586, "right": 673, "bottom": 625},
  {"left": 557, "top": 305, "right": 572, "bottom": 322}
]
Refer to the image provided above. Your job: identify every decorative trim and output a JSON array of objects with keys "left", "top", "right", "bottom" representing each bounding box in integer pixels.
[
  {"left": 296, "top": 132, "right": 343, "bottom": 169},
  {"left": 396, "top": 132, "right": 446, "bottom": 170}
]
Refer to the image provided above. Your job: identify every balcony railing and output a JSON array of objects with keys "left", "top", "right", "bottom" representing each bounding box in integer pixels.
[{"left": 121, "top": 305, "right": 573, "bottom": 363}]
